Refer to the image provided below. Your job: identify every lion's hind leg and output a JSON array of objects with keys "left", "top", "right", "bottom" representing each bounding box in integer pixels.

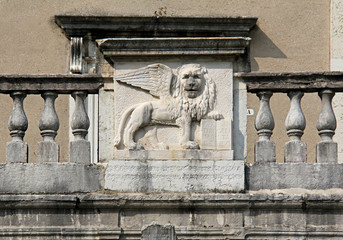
[{"left": 123, "top": 103, "right": 153, "bottom": 150}]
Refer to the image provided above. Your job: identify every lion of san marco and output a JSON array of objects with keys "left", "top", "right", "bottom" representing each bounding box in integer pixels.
[{"left": 114, "top": 63, "right": 223, "bottom": 150}]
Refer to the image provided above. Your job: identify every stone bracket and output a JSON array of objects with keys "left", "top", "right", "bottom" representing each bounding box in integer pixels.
[{"left": 70, "top": 37, "right": 83, "bottom": 73}]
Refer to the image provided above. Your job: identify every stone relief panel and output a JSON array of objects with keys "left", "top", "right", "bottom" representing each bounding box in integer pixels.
[{"left": 113, "top": 61, "right": 233, "bottom": 156}]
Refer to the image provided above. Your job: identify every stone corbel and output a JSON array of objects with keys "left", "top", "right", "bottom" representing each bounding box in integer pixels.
[{"left": 70, "top": 37, "right": 83, "bottom": 74}]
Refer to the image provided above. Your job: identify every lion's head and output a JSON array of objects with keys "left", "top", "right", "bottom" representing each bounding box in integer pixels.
[{"left": 169, "top": 64, "right": 216, "bottom": 121}]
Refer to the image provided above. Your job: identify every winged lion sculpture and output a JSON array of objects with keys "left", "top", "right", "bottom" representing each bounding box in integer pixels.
[{"left": 114, "top": 63, "right": 223, "bottom": 150}]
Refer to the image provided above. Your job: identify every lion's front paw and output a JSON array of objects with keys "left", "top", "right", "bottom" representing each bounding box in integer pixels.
[
  {"left": 157, "top": 142, "right": 169, "bottom": 150},
  {"left": 181, "top": 141, "right": 200, "bottom": 149},
  {"left": 127, "top": 142, "right": 145, "bottom": 150},
  {"left": 207, "top": 111, "right": 223, "bottom": 120}
]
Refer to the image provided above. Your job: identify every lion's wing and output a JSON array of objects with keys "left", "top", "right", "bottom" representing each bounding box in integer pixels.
[{"left": 114, "top": 63, "right": 173, "bottom": 98}]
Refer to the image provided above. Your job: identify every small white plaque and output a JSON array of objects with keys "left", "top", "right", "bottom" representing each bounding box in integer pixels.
[
  {"left": 216, "top": 119, "right": 232, "bottom": 150},
  {"left": 201, "top": 119, "right": 216, "bottom": 149}
]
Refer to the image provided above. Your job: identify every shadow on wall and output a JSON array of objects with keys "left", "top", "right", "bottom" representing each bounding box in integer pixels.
[{"left": 250, "top": 25, "right": 287, "bottom": 71}]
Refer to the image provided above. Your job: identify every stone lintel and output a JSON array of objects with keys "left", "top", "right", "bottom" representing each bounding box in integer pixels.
[{"left": 247, "top": 163, "right": 343, "bottom": 190}]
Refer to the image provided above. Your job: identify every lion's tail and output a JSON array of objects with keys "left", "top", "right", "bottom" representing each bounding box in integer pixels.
[{"left": 114, "top": 104, "right": 139, "bottom": 148}]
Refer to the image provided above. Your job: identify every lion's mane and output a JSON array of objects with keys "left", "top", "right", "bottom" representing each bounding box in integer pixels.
[{"left": 167, "top": 64, "right": 216, "bottom": 121}]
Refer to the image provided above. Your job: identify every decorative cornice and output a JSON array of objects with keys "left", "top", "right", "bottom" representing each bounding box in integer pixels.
[
  {"left": 0, "top": 74, "right": 105, "bottom": 93},
  {"left": 2, "top": 193, "right": 343, "bottom": 210},
  {"left": 235, "top": 71, "right": 343, "bottom": 92},
  {"left": 55, "top": 16, "right": 257, "bottom": 39},
  {"left": 55, "top": 16, "right": 257, "bottom": 62},
  {"left": 97, "top": 37, "right": 250, "bottom": 58}
]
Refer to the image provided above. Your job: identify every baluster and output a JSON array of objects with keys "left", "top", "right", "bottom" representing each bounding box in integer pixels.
[
  {"left": 37, "top": 92, "right": 60, "bottom": 163},
  {"left": 70, "top": 91, "right": 91, "bottom": 164},
  {"left": 7, "top": 91, "right": 28, "bottom": 163},
  {"left": 316, "top": 89, "right": 337, "bottom": 163},
  {"left": 284, "top": 91, "right": 307, "bottom": 162},
  {"left": 255, "top": 91, "right": 276, "bottom": 162}
]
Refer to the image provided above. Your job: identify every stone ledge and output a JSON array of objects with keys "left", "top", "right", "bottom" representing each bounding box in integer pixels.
[
  {"left": 0, "top": 163, "right": 103, "bottom": 194},
  {"left": 55, "top": 16, "right": 257, "bottom": 38},
  {"left": 247, "top": 163, "right": 343, "bottom": 191},
  {"left": 97, "top": 37, "right": 250, "bottom": 58},
  {"left": 2, "top": 193, "right": 343, "bottom": 209},
  {"left": 0, "top": 227, "right": 121, "bottom": 239},
  {"left": 104, "top": 160, "right": 244, "bottom": 193},
  {"left": 114, "top": 149, "right": 234, "bottom": 160},
  {"left": 1, "top": 193, "right": 343, "bottom": 239}
]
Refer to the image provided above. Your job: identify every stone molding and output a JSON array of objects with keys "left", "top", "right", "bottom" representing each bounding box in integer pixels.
[
  {"left": 0, "top": 74, "right": 105, "bottom": 93},
  {"left": 55, "top": 16, "right": 257, "bottom": 71},
  {"left": 97, "top": 37, "right": 251, "bottom": 58},
  {"left": 2, "top": 193, "right": 343, "bottom": 239},
  {"left": 3, "top": 193, "right": 343, "bottom": 210},
  {"left": 235, "top": 71, "right": 343, "bottom": 92},
  {"left": 55, "top": 16, "right": 257, "bottom": 39}
]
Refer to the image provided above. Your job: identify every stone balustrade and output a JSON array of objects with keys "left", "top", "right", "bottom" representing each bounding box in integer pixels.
[
  {"left": 3, "top": 72, "right": 343, "bottom": 165},
  {"left": 236, "top": 71, "right": 343, "bottom": 163},
  {"left": 0, "top": 74, "right": 104, "bottom": 164}
]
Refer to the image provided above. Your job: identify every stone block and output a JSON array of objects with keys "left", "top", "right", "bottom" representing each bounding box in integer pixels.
[
  {"left": 316, "top": 141, "right": 337, "bottom": 163},
  {"left": 104, "top": 159, "right": 244, "bottom": 193},
  {"left": 284, "top": 140, "right": 306, "bottom": 162},
  {"left": 6, "top": 141, "right": 28, "bottom": 163},
  {"left": 255, "top": 140, "right": 276, "bottom": 162},
  {"left": 247, "top": 163, "right": 343, "bottom": 190},
  {"left": 142, "top": 224, "right": 177, "bottom": 240},
  {"left": 70, "top": 140, "right": 91, "bottom": 164},
  {"left": 37, "top": 141, "right": 59, "bottom": 163},
  {"left": 0, "top": 163, "right": 103, "bottom": 193}
]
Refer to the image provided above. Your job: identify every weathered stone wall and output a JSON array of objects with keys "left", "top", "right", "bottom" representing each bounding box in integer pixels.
[{"left": 0, "top": 193, "right": 342, "bottom": 239}]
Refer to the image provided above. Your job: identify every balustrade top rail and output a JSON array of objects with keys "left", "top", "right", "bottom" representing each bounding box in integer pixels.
[
  {"left": 0, "top": 74, "right": 106, "bottom": 94},
  {"left": 235, "top": 71, "right": 343, "bottom": 93}
]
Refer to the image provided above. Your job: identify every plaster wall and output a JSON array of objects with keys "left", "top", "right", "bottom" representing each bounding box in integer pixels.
[{"left": 0, "top": 0, "right": 330, "bottom": 162}]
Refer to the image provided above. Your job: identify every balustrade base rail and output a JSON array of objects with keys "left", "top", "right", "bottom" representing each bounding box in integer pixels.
[
  {"left": 0, "top": 162, "right": 342, "bottom": 194},
  {"left": 247, "top": 162, "right": 343, "bottom": 191},
  {"left": 0, "top": 163, "right": 102, "bottom": 194}
]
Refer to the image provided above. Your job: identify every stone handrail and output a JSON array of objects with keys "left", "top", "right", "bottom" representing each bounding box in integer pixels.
[
  {"left": 235, "top": 71, "right": 343, "bottom": 163},
  {"left": 1, "top": 74, "right": 105, "bottom": 164}
]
